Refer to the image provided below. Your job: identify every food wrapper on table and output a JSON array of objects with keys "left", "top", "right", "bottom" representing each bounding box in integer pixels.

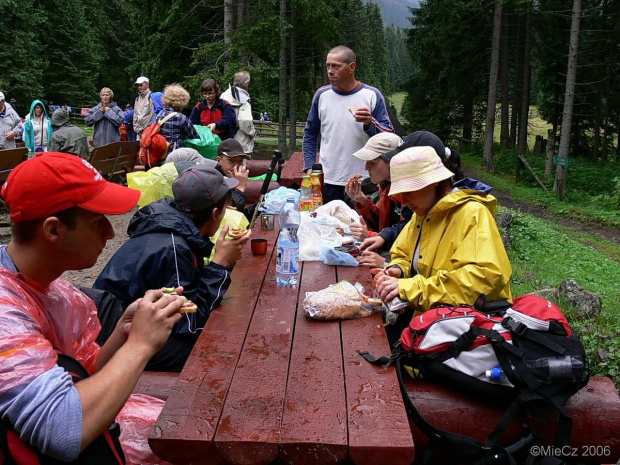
[{"left": 303, "top": 280, "right": 382, "bottom": 320}]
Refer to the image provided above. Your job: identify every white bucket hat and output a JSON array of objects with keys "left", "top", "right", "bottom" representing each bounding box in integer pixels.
[{"left": 389, "top": 146, "right": 454, "bottom": 196}]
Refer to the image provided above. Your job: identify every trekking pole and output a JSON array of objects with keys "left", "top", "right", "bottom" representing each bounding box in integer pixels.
[{"left": 248, "top": 150, "right": 283, "bottom": 230}]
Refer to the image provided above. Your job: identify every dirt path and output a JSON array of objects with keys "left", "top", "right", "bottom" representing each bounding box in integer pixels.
[{"left": 462, "top": 166, "right": 620, "bottom": 248}]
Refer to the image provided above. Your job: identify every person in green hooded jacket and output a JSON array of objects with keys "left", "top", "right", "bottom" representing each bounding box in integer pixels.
[
  {"left": 49, "top": 108, "right": 90, "bottom": 160},
  {"left": 23, "top": 100, "right": 53, "bottom": 157}
]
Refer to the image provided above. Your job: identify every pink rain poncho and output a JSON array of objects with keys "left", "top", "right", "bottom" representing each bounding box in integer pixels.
[{"left": 0, "top": 269, "right": 171, "bottom": 465}]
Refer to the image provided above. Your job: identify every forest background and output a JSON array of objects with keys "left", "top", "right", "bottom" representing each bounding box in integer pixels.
[{"left": 1, "top": 0, "right": 619, "bottom": 382}]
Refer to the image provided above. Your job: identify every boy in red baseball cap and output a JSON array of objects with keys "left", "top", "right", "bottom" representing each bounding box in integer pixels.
[{"left": 0, "top": 152, "right": 186, "bottom": 462}]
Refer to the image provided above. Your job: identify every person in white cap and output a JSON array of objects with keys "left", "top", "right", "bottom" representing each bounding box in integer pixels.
[
  {"left": 344, "top": 132, "right": 402, "bottom": 267},
  {"left": 133, "top": 76, "right": 153, "bottom": 139},
  {"left": 0, "top": 92, "right": 23, "bottom": 150},
  {"left": 374, "top": 146, "right": 512, "bottom": 328}
]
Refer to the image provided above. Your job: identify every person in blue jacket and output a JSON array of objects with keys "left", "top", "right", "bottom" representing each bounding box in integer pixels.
[
  {"left": 94, "top": 165, "right": 251, "bottom": 372},
  {"left": 23, "top": 99, "right": 53, "bottom": 155},
  {"left": 189, "top": 78, "right": 237, "bottom": 141}
]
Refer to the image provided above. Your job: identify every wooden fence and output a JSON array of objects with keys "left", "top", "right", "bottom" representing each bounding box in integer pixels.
[{"left": 253, "top": 121, "right": 305, "bottom": 138}]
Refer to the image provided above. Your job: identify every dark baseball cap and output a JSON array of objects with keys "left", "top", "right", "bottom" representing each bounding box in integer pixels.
[
  {"left": 172, "top": 165, "right": 238, "bottom": 212},
  {"left": 383, "top": 130, "right": 447, "bottom": 163},
  {"left": 216, "top": 139, "right": 250, "bottom": 159}
]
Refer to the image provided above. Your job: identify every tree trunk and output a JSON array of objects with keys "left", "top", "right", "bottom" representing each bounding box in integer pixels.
[
  {"left": 278, "top": 0, "right": 288, "bottom": 155},
  {"left": 463, "top": 98, "right": 473, "bottom": 142},
  {"left": 224, "top": 0, "right": 234, "bottom": 73},
  {"left": 593, "top": 85, "right": 601, "bottom": 160},
  {"left": 288, "top": 7, "right": 297, "bottom": 156},
  {"left": 510, "top": 14, "right": 524, "bottom": 149},
  {"left": 545, "top": 128, "right": 555, "bottom": 176},
  {"left": 554, "top": 0, "right": 582, "bottom": 200},
  {"left": 483, "top": 0, "right": 502, "bottom": 171},
  {"left": 500, "top": 10, "right": 510, "bottom": 150},
  {"left": 517, "top": 7, "right": 531, "bottom": 156}
]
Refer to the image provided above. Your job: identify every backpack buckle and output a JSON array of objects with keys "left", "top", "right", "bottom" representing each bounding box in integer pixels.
[{"left": 503, "top": 317, "right": 527, "bottom": 335}]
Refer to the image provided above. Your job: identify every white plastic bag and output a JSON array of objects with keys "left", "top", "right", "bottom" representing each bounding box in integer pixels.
[
  {"left": 298, "top": 212, "right": 343, "bottom": 261},
  {"left": 314, "top": 200, "right": 361, "bottom": 229},
  {"left": 260, "top": 186, "right": 299, "bottom": 214},
  {"left": 303, "top": 280, "right": 382, "bottom": 320}
]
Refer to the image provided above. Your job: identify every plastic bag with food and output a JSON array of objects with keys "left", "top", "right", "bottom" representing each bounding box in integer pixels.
[
  {"left": 314, "top": 200, "right": 360, "bottom": 228},
  {"left": 303, "top": 280, "right": 382, "bottom": 320}
]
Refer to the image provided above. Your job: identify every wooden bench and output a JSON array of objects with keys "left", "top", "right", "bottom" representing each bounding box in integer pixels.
[
  {"left": 403, "top": 376, "right": 620, "bottom": 463},
  {"left": 148, "top": 222, "right": 414, "bottom": 465},
  {"left": 0, "top": 147, "right": 28, "bottom": 183},
  {"left": 88, "top": 141, "right": 140, "bottom": 181}
]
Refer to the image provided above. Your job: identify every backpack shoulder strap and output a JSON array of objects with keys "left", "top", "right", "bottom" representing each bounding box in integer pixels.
[{"left": 157, "top": 112, "right": 178, "bottom": 125}]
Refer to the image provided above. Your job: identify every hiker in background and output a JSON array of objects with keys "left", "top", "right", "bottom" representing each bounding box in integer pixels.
[
  {"left": 190, "top": 78, "right": 237, "bottom": 141},
  {"left": 259, "top": 112, "right": 265, "bottom": 122},
  {"left": 49, "top": 108, "right": 90, "bottom": 159},
  {"left": 23, "top": 100, "right": 52, "bottom": 157},
  {"left": 84, "top": 87, "right": 124, "bottom": 147},
  {"left": 156, "top": 83, "right": 199, "bottom": 154},
  {"left": 374, "top": 146, "right": 512, "bottom": 340},
  {"left": 302, "top": 45, "right": 393, "bottom": 203},
  {"left": 94, "top": 165, "right": 250, "bottom": 372},
  {"left": 263, "top": 112, "right": 269, "bottom": 121},
  {"left": 124, "top": 104, "right": 136, "bottom": 141},
  {"left": 0, "top": 92, "right": 22, "bottom": 151},
  {"left": 220, "top": 70, "right": 256, "bottom": 155},
  {"left": 133, "top": 76, "right": 154, "bottom": 140}
]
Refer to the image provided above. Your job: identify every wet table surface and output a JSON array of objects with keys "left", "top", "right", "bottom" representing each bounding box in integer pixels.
[{"left": 149, "top": 221, "right": 414, "bottom": 465}]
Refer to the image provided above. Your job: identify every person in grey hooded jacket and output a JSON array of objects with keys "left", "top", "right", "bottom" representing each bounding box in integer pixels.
[
  {"left": 84, "top": 87, "right": 124, "bottom": 147},
  {"left": 0, "top": 92, "right": 22, "bottom": 150},
  {"left": 49, "top": 108, "right": 90, "bottom": 159}
]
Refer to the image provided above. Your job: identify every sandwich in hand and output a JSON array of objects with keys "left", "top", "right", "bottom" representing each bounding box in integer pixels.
[
  {"left": 228, "top": 227, "right": 249, "bottom": 239},
  {"left": 161, "top": 287, "right": 198, "bottom": 313}
]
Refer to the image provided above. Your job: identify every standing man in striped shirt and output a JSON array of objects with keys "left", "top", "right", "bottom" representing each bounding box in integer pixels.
[{"left": 303, "top": 45, "right": 394, "bottom": 203}]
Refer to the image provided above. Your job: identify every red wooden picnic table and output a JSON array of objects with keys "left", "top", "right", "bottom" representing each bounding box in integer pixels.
[{"left": 149, "top": 220, "right": 415, "bottom": 465}]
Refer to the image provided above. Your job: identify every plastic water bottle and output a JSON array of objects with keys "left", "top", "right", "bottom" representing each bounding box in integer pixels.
[
  {"left": 276, "top": 193, "right": 300, "bottom": 286},
  {"left": 485, "top": 366, "right": 506, "bottom": 381},
  {"left": 525, "top": 356, "right": 584, "bottom": 382},
  {"left": 299, "top": 175, "right": 313, "bottom": 212}
]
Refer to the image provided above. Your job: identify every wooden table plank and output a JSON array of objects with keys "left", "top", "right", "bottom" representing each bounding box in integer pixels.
[
  {"left": 149, "top": 226, "right": 279, "bottom": 464},
  {"left": 214, "top": 237, "right": 299, "bottom": 465},
  {"left": 337, "top": 266, "right": 415, "bottom": 465},
  {"left": 279, "top": 262, "right": 349, "bottom": 464}
]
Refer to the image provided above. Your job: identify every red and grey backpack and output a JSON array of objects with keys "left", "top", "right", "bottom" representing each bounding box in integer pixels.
[
  {"left": 362, "top": 294, "right": 589, "bottom": 464},
  {"left": 0, "top": 353, "right": 125, "bottom": 465}
]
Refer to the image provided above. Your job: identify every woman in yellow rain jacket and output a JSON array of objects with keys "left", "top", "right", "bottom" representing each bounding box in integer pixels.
[{"left": 375, "top": 146, "right": 512, "bottom": 315}]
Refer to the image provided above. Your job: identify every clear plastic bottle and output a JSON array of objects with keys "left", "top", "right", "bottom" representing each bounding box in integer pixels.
[
  {"left": 299, "top": 175, "right": 313, "bottom": 212},
  {"left": 310, "top": 173, "right": 323, "bottom": 210},
  {"left": 276, "top": 193, "right": 300, "bottom": 286},
  {"left": 485, "top": 366, "right": 506, "bottom": 381},
  {"left": 525, "top": 355, "right": 584, "bottom": 382}
]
